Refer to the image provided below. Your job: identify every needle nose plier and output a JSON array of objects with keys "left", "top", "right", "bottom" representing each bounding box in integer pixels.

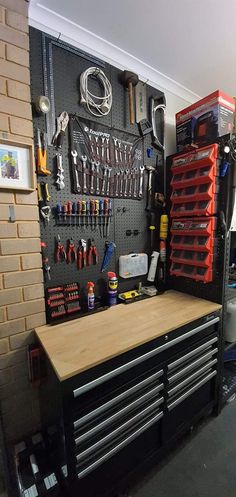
[
  {"left": 67, "top": 238, "right": 76, "bottom": 263},
  {"left": 55, "top": 235, "right": 67, "bottom": 262}
]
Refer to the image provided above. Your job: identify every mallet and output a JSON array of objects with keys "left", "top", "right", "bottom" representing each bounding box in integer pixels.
[{"left": 121, "top": 70, "right": 139, "bottom": 125}]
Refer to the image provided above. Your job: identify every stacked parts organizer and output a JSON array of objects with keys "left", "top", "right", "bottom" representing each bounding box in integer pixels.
[{"left": 170, "top": 144, "right": 218, "bottom": 282}]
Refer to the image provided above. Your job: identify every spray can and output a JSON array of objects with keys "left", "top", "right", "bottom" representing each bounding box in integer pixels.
[
  {"left": 107, "top": 272, "right": 118, "bottom": 306},
  {"left": 159, "top": 214, "right": 168, "bottom": 240},
  {"left": 87, "top": 281, "right": 95, "bottom": 310}
]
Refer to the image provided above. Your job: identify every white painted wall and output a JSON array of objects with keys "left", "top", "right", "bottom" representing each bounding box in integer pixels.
[{"left": 29, "top": 2, "right": 197, "bottom": 157}]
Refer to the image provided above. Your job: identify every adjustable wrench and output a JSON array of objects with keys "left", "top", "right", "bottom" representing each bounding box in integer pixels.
[
  {"left": 81, "top": 155, "right": 88, "bottom": 193},
  {"left": 101, "top": 165, "right": 108, "bottom": 196},
  {"left": 71, "top": 150, "right": 81, "bottom": 193},
  {"left": 95, "top": 161, "right": 100, "bottom": 195},
  {"left": 138, "top": 165, "right": 145, "bottom": 198},
  {"left": 124, "top": 169, "right": 129, "bottom": 197},
  {"left": 106, "top": 167, "right": 112, "bottom": 196},
  {"left": 90, "top": 160, "right": 96, "bottom": 194}
]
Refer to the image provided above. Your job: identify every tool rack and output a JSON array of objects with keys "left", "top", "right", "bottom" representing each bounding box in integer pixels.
[
  {"left": 30, "top": 28, "right": 165, "bottom": 323},
  {"left": 169, "top": 144, "right": 219, "bottom": 284}
]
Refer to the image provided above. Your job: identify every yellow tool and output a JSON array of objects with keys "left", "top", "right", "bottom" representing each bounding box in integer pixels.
[
  {"left": 37, "top": 128, "right": 51, "bottom": 175},
  {"left": 45, "top": 183, "right": 51, "bottom": 202},
  {"left": 119, "top": 290, "right": 141, "bottom": 301},
  {"left": 37, "top": 182, "right": 43, "bottom": 202},
  {"left": 160, "top": 214, "right": 168, "bottom": 240}
]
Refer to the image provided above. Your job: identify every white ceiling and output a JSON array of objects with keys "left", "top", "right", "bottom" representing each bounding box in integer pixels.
[{"left": 30, "top": 0, "right": 236, "bottom": 99}]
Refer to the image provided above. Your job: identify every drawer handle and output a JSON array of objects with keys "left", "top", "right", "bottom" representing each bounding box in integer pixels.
[
  {"left": 75, "top": 388, "right": 164, "bottom": 445},
  {"left": 168, "top": 347, "right": 218, "bottom": 384},
  {"left": 168, "top": 336, "right": 218, "bottom": 371},
  {"left": 168, "top": 358, "right": 217, "bottom": 397},
  {"left": 73, "top": 317, "right": 220, "bottom": 397},
  {"left": 76, "top": 398, "right": 162, "bottom": 462},
  {"left": 74, "top": 371, "right": 163, "bottom": 430},
  {"left": 168, "top": 370, "right": 217, "bottom": 411},
  {"left": 77, "top": 410, "right": 163, "bottom": 479}
]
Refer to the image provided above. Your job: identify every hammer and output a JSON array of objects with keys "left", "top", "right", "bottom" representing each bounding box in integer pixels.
[{"left": 121, "top": 70, "right": 139, "bottom": 125}]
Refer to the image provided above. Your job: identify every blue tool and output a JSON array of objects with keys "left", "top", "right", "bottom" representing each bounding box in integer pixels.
[{"left": 101, "top": 242, "right": 116, "bottom": 272}]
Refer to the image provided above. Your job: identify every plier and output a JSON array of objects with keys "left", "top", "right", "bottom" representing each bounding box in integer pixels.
[
  {"left": 67, "top": 238, "right": 76, "bottom": 263},
  {"left": 87, "top": 239, "right": 98, "bottom": 266},
  {"left": 52, "top": 111, "right": 69, "bottom": 148},
  {"left": 55, "top": 235, "right": 66, "bottom": 262},
  {"left": 77, "top": 239, "right": 87, "bottom": 269}
]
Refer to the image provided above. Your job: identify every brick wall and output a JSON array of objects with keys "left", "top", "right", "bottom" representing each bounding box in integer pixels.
[{"left": 0, "top": 0, "right": 46, "bottom": 441}]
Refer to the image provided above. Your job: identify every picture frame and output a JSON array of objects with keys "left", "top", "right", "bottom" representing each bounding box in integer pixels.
[{"left": 0, "top": 139, "right": 35, "bottom": 191}]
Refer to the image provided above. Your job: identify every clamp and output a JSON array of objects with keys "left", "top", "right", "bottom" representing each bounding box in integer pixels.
[
  {"left": 87, "top": 239, "right": 98, "bottom": 266},
  {"left": 55, "top": 235, "right": 67, "bottom": 262},
  {"left": 67, "top": 238, "right": 76, "bottom": 263}
]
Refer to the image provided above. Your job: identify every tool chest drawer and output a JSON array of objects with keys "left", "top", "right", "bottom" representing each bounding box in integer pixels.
[{"left": 170, "top": 144, "right": 218, "bottom": 218}]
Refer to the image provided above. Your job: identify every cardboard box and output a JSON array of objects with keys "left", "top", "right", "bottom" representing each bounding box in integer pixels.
[{"left": 176, "top": 90, "right": 235, "bottom": 152}]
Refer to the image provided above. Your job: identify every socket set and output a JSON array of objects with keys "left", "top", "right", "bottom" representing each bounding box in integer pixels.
[
  {"left": 46, "top": 283, "right": 81, "bottom": 321},
  {"left": 171, "top": 144, "right": 218, "bottom": 217},
  {"left": 69, "top": 116, "right": 144, "bottom": 199}
]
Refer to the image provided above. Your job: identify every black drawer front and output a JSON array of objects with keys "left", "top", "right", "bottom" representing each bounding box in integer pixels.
[{"left": 167, "top": 335, "right": 218, "bottom": 411}]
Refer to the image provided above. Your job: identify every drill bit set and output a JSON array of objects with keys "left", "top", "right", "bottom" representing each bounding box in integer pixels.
[{"left": 69, "top": 116, "right": 145, "bottom": 199}]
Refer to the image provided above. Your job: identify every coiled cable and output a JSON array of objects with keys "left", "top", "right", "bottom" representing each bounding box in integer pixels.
[{"left": 80, "top": 67, "right": 112, "bottom": 117}]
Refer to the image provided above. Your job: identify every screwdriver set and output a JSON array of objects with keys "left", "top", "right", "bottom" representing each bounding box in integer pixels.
[
  {"left": 46, "top": 283, "right": 81, "bottom": 321},
  {"left": 55, "top": 198, "right": 112, "bottom": 237},
  {"left": 69, "top": 116, "right": 144, "bottom": 199}
]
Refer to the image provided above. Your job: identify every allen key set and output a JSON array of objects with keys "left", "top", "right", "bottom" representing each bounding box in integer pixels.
[{"left": 69, "top": 116, "right": 145, "bottom": 199}]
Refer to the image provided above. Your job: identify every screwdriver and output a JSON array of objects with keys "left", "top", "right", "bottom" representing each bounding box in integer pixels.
[
  {"left": 86, "top": 200, "right": 90, "bottom": 228},
  {"left": 99, "top": 199, "right": 104, "bottom": 237},
  {"left": 94, "top": 200, "right": 99, "bottom": 231},
  {"left": 56, "top": 203, "right": 62, "bottom": 223},
  {"left": 107, "top": 198, "right": 112, "bottom": 237},
  {"left": 62, "top": 203, "right": 68, "bottom": 222},
  {"left": 77, "top": 200, "right": 82, "bottom": 228},
  {"left": 72, "top": 202, "right": 77, "bottom": 225},
  {"left": 67, "top": 201, "right": 72, "bottom": 225},
  {"left": 81, "top": 200, "right": 86, "bottom": 230},
  {"left": 103, "top": 198, "right": 109, "bottom": 238},
  {"left": 90, "top": 199, "right": 95, "bottom": 230}
]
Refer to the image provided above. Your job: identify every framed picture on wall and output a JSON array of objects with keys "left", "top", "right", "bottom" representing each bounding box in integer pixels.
[{"left": 0, "top": 140, "right": 35, "bottom": 191}]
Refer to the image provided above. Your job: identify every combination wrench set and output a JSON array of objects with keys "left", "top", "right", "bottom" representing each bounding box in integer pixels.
[{"left": 69, "top": 116, "right": 145, "bottom": 199}]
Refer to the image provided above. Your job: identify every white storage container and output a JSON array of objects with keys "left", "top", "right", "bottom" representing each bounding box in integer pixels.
[{"left": 119, "top": 253, "right": 148, "bottom": 279}]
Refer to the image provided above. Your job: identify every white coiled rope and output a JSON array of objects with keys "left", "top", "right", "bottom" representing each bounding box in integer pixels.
[{"left": 80, "top": 67, "right": 112, "bottom": 117}]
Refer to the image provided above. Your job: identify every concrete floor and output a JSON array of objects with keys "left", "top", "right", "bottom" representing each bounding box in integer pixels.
[{"left": 132, "top": 400, "right": 236, "bottom": 497}]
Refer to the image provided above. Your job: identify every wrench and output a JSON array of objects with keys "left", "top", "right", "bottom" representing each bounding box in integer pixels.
[
  {"left": 113, "top": 137, "right": 118, "bottom": 163},
  {"left": 95, "top": 161, "right": 100, "bottom": 195},
  {"left": 133, "top": 167, "right": 139, "bottom": 198},
  {"left": 114, "top": 171, "right": 120, "bottom": 197},
  {"left": 101, "top": 165, "right": 108, "bottom": 195},
  {"left": 106, "top": 167, "right": 112, "bottom": 196},
  {"left": 124, "top": 169, "right": 129, "bottom": 197},
  {"left": 81, "top": 155, "right": 88, "bottom": 193},
  {"left": 119, "top": 168, "right": 124, "bottom": 196},
  {"left": 124, "top": 144, "right": 127, "bottom": 163},
  {"left": 118, "top": 141, "right": 122, "bottom": 163},
  {"left": 90, "top": 160, "right": 96, "bottom": 194},
  {"left": 71, "top": 150, "right": 81, "bottom": 192},
  {"left": 128, "top": 145, "right": 132, "bottom": 165},
  {"left": 138, "top": 165, "right": 145, "bottom": 198},
  {"left": 101, "top": 136, "right": 105, "bottom": 161},
  {"left": 95, "top": 136, "right": 100, "bottom": 159},
  {"left": 106, "top": 137, "right": 110, "bottom": 163}
]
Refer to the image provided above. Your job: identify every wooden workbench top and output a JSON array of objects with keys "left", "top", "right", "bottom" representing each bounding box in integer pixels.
[{"left": 35, "top": 291, "right": 221, "bottom": 381}]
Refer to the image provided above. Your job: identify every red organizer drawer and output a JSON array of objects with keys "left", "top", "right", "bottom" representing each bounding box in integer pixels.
[
  {"left": 171, "top": 144, "right": 218, "bottom": 218},
  {"left": 170, "top": 263, "right": 213, "bottom": 283},
  {"left": 170, "top": 217, "right": 215, "bottom": 283}
]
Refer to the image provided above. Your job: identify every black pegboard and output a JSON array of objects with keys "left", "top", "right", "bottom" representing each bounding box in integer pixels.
[{"left": 29, "top": 27, "right": 165, "bottom": 316}]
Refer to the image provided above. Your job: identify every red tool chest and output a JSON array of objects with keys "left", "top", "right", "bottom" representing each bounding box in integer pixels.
[
  {"left": 170, "top": 144, "right": 218, "bottom": 218},
  {"left": 170, "top": 144, "right": 218, "bottom": 283}
]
